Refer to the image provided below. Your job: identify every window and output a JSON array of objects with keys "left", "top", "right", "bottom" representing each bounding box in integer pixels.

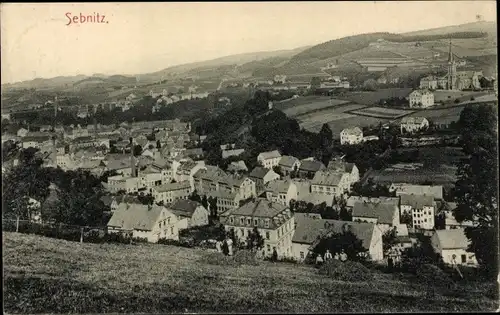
[
  {"left": 278, "top": 229, "right": 281, "bottom": 238},
  {"left": 241, "top": 229, "right": 244, "bottom": 237},
  {"left": 300, "top": 252, "right": 304, "bottom": 259},
  {"left": 246, "top": 218, "right": 251, "bottom": 225},
  {"left": 265, "top": 219, "right": 270, "bottom": 228},
  {"left": 170, "top": 227, "right": 174, "bottom": 235},
  {"left": 240, "top": 217, "right": 244, "bottom": 225},
  {"left": 461, "top": 254, "right": 466, "bottom": 263},
  {"left": 265, "top": 232, "right": 270, "bottom": 240},
  {"left": 254, "top": 219, "right": 258, "bottom": 226},
  {"left": 267, "top": 244, "right": 271, "bottom": 252}
]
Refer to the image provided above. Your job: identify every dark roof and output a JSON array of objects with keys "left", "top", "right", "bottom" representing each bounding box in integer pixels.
[
  {"left": 292, "top": 213, "right": 375, "bottom": 250},
  {"left": 279, "top": 155, "right": 299, "bottom": 169},
  {"left": 249, "top": 167, "right": 270, "bottom": 179},
  {"left": 168, "top": 199, "right": 206, "bottom": 218},
  {"left": 327, "top": 160, "right": 356, "bottom": 173},
  {"left": 299, "top": 160, "right": 325, "bottom": 172},
  {"left": 352, "top": 201, "right": 398, "bottom": 225}
]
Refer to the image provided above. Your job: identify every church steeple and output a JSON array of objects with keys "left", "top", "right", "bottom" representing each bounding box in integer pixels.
[{"left": 448, "top": 38, "right": 454, "bottom": 63}]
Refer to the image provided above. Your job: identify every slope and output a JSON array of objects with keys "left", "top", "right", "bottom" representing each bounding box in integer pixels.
[{"left": 4, "top": 232, "right": 498, "bottom": 313}]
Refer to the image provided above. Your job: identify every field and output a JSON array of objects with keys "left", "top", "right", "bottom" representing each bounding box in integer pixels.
[
  {"left": 339, "top": 88, "right": 413, "bottom": 105},
  {"left": 4, "top": 232, "right": 498, "bottom": 313},
  {"left": 393, "top": 147, "right": 467, "bottom": 165},
  {"left": 283, "top": 99, "right": 351, "bottom": 117},
  {"left": 348, "top": 106, "right": 414, "bottom": 119},
  {"left": 433, "top": 90, "right": 489, "bottom": 103},
  {"left": 404, "top": 106, "right": 465, "bottom": 125},
  {"left": 365, "top": 163, "right": 458, "bottom": 187}
]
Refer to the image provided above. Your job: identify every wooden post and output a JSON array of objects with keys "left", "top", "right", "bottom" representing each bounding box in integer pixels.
[
  {"left": 16, "top": 216, "right": 20, "bottom": 233},
  {"left": 80, "top": 227, "right": 84, "bottom": 243}
]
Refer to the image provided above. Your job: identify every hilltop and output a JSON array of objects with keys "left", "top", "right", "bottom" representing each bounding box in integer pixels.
[
  {"left": 3, "top": 232, "right": 498, "bottom": 313},
  {"left": 1, "top": 21, "right": 496, "bottom": 94}
]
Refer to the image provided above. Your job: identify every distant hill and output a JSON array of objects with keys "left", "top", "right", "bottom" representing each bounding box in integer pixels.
[{"left": 1, "top": 21, "right": 496, "bottom": 91}]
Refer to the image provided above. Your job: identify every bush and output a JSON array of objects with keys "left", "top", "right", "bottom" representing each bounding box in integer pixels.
[
  {"left": 318, "top": 260, "right": 373, "bottom": 282},
  {"left": 158, "top": 237, "right": 194, "bottom": 248},
  {"left": 470, "top": 97, "right": 475, "bottom": 101},
  {"left": 454, "top": 99, "right": 460, "bottom": 103}
]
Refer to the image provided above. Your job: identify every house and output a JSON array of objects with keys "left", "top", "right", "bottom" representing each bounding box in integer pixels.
[
  {"left": 220, "top": 143, "right": 236, "bottom": 151},
  {"left": 340, "top": 127, "right": 363, "bottom": 145},
  {"left": 291, "top": 213, "right": 384, "bottom": 262},
  {"left": 400, "top": 117, "right": 429, "bottom": 134},
  {"left": 257, "top": 150, "right": 282, "bottom": 169},
  {"left": 408, "top": 89, "right": 434, "bottom": 108},
  {"left": 227, "top": 160, "right": 248, "bottom": 173},
  {"left": 138, "top": 165, "right": 163, "bottom": 193},
  {"left": 168, "top": 199, "right": 209, "bottom": 229},
  {"left": 431, "top": 228, "right": 478, "bottom": 267},
  {"left": 419, "top": 76, "right": 438, "bottom": 90},
  {"left": 346, "top": 196, "right": 400, "bottom": 210},
  {"left": 108, "top": 195, "right": 141, "bottom": 212},
  {"left": 107, "top": 175, "right": 140, "bottom": 194},
  {"left": 182, "top": 148, "right": 204, "bottom": 160},
  {"left": 222, "top": 148, "right": 245, "bottom": 159},
  {"left": 438, "top": 201, "right": 476, "bottom": 230},
  {"left": 326, "top": 159, "right": 360, "bottom": 187},
  {"left": 278, "top": 155, "right": 301, "bottom": 176},
  {"left": 399, "top": 194, "right": 436, "bottom": 230},
  {"left": 152, "top": 181, "right": 191, "bottom": 205},
  {"left": 248, "top": 167, "right": 281, "bottom": 195},
  {"left": 352, "top": 200, "right": 400, "bottom": 233},
  {"left": 298, "top": 160, "right": 325, "bottom": 179},
  {"left": 390, "top": 183, "right": 443, "bottom": 200},
  {"left": 221, "top": 199, "right": 295, "bottom": 259},
  {"left": 265, "top": 180, "right": 297, "bottom": 206},
  {"left": 107, "top": 203, "right": 180, "bottom": 242},
  {"left": 22, "top": 135, "right": 52, "bottom": 149},
  {"left": 274, "top": 75, "right": 287, "bottom": 84},
  {"left": 209, "top": 190, "right": 241, "bottom": 215},
  {"left": 311, "top": 170, "right": 351, "bottom": 198}
]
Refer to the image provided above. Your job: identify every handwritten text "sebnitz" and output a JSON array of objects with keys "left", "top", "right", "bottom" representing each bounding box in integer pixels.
[{"left": 66, "top": 13, "right": 108, "bottom": 25}]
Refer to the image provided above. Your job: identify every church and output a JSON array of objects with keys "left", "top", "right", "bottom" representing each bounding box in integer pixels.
[
  {"left": 421, "top": 40, "right": 483, "bottom": 91},
  {"left": 437, "top": 40, "right": 483, "bottom": 90}
]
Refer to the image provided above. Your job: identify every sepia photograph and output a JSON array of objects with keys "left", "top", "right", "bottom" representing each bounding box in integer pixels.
[{"left": 1, "top": 1, "right": 498, "bottom": 313}]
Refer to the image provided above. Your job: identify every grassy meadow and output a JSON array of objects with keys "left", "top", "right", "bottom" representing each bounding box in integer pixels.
[{"left": 4, "top": 232, "right": 498, "bottom": 313}]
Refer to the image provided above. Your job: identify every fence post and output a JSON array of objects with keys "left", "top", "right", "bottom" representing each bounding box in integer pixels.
[
  {"left": 16, "top": 216, "right": 20, "bottom": 233},
  {"left": 80, "top": 227, "right": 84, "bottom": 243}
]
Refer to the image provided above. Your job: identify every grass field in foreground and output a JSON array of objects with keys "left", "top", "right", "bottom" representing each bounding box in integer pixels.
[{"left": 3, "top": 232, "right": 498, "bottom": 313}]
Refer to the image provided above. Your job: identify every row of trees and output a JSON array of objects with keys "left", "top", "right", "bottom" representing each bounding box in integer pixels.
[
  {"left": 453, "top": 104, "right": 498, "bottom": 276},
  {"left": 2, "top": 148, "right": 109, "bottom": 227}
]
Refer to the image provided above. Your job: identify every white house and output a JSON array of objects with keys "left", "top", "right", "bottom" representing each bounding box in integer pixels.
[
  {"left": 311, "top": 170, "right": 351, "bottom": 197},
  {"left": 352, "top": 200, "right": 400, "bottom": 233},
  {"left": 152, "top": 181, "right": 192, "bottom": 205},
  {"left": 220, "top": 199, "right": 295, "bottom": 259},
  {"left": 400, "top": 117, "right": 429, "bottom": 134},
  {"left": 257, "top": 150, "right": 282, "bottom": 169},
  {"left": 291, "top": 213, "right": 384, "bottom": 262},
  {"left": 419, "top": 76, "right": 438, "bottom": 90},
  {"left": 248, "top": 167, "right": 281, "bottom": 195},
  {"left": 167, "top": 199, "right": 209, "bottom": 229},
  {"left": 408, "top": 89, "right": 434, "bottom": 108},
  {"left": 107, "top": 203, "right": 180, "bottom": 242},
  {"left": 431, "top": 228, "right": 478, "bottom": 267},
  {"left": 399, "top": 194, "right": 436, "bottom": 230},
  {"left": 340, "top": 127, "right": 363, "bottom": 145},
  {"left": 265, "top": 180, "right": 297, "bottom": 207}
]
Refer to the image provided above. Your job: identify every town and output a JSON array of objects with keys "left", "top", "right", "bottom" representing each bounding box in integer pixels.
[{"left": 2, "top": 3, "right": 498, "bottom": 314}]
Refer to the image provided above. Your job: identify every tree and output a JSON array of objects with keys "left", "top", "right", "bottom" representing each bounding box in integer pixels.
[
  {"left": 319, "top": 123, "right": 333, "bottom": 148},
  {"left": 454, "top": 104, "right": 498, "bottom": 276},
  {"left": 382, "top": 228, "right": 398, "bottom": 255},
  {"left": 311, "top": 228, "right": 368, "bottom": 262},
  {"left": 363, "top": 79, "right": 377, "bottom": 91},
  {"left": 310, "top": 77, "right": 321, "bottom": 90},
  {"left": 246, "top": 227, "right": 265, "bottom": 250},
  {"left": 189, "top": 190, "right": 202, "bottom": 203},
  {"left": 201, "top": 195, "right": 209, "bottom": 210},
  {"left": 133, "top": 144, "right": 142, "bottom": 156},
  {"left": 156, "top": 140, "right": 161, "bottom": 149}
]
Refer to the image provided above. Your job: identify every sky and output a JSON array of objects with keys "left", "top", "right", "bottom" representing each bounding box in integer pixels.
[{"left": 1, "top": 2, "right": 497, "bottom": 84}]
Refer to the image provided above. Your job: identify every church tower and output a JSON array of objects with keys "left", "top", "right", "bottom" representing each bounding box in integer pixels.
[{"left": 447, "top": 39, "right": 457, "bottom": 90}]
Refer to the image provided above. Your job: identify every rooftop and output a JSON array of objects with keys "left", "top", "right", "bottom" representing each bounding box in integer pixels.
[{"left": 352, "top": 200, "right": 398, "bottom": 225}]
